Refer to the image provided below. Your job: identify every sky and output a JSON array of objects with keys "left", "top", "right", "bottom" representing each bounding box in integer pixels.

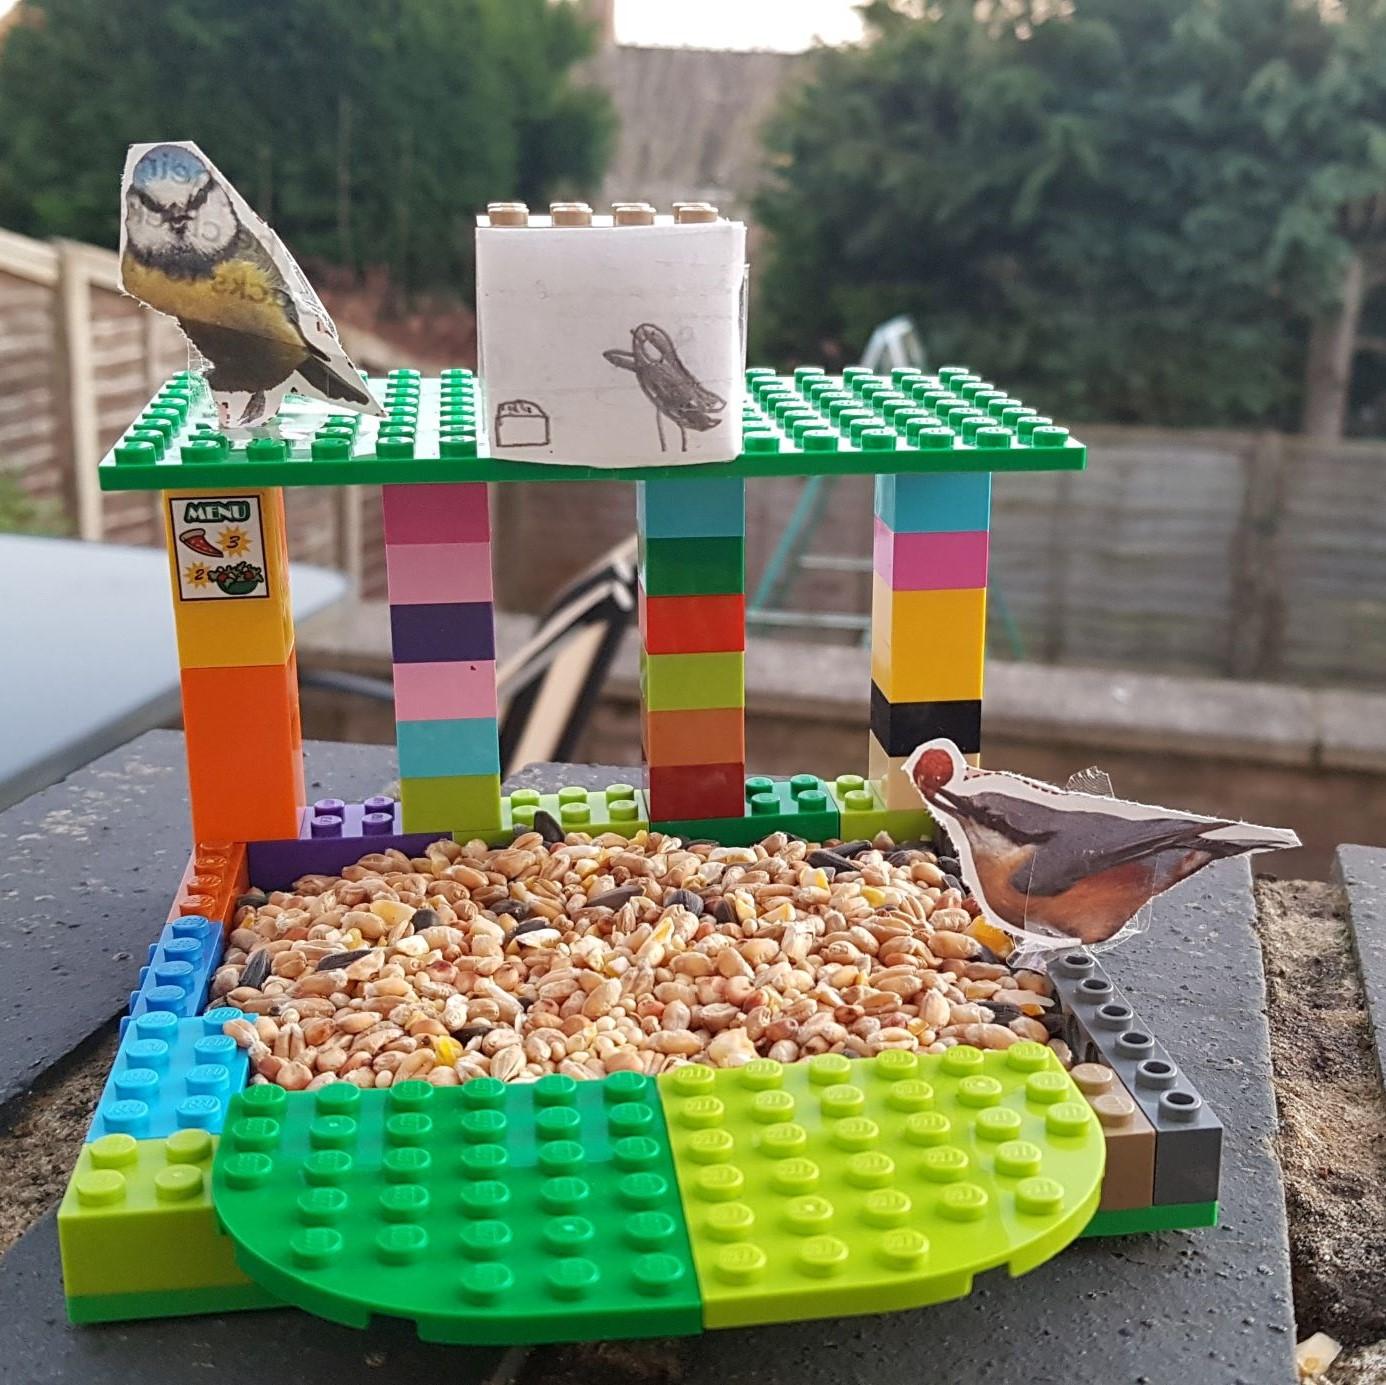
[{"left": 0, "top": 0, "right": 868, "bottom": 51}]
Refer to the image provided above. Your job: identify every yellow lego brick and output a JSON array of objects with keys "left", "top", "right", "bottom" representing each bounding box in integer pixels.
[
  {"left": 868, "top": 734, "right": 922, "bottom": 809},
  {"left": 869, "top": 578, "right": 986, "bottom": 703},
  {"left": 164, "top": 488, "right": 294, "bottom": 669}
]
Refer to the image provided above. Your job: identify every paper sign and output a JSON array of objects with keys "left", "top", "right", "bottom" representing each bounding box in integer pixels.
[
  {"left": 475, "top": 217, "right": 747, "bottom": 466},
  {"left": 169, "top": 494, "right": 268, "bottom": 601},
  {"left": 904, "top": 739, "right": 1300, "bottom": 949},
  {"left": 120, "top": 140, "right": 383, "bottom": 430}
]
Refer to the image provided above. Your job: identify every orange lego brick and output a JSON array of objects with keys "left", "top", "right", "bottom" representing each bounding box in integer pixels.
[
  {"left": 167, "top": 840, "right": 248, "bottom": 930},
  {"left": 643, "top": 706, "right": 746, "bottom": 767},
  {"left": 1071, "top": 1062, "right": 1156, "bottom": 1212},
  {"left": 164, "top": 488, "right": 295, "bottom": 670},
  {"left": 180, "top": 651, "right": 304, "bottom": 843}
]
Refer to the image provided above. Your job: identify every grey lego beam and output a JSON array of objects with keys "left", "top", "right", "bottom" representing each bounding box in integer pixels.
[
  {"left": 1336, "top": 844, "right": 1386, "bottom": 1090},
  {"left": 1050, "top": 950, "right": 1224, "bottom": 1206}
]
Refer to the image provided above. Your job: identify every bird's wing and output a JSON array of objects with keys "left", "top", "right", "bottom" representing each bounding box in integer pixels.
[
  {"left": 604, "top": 349, "right": 638, "bottom": 372},
  {"left": 934, "top": 788, "right": 1065, "bottom": 847},
  {"left": 1013, "top": 813, "right": 1240, "bottom": 898},
  {"left": 686, "top": 381, "right": 726, "bottom": 413}
]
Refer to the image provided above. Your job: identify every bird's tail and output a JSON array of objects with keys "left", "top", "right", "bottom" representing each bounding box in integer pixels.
[
  {"left": 297, "top": 353, "right": 378, "bottom": 412},
  {"left": 1197, "top": 822, "right": 1301, "bottom": 856}
]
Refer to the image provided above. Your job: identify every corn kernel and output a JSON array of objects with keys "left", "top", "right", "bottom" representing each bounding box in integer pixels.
[
  {"left": 432, "top": 1035, "right": 463, "bottom": 1066},
  {"left": 967, "top": 917, "right": 1014, "bottom": 958},
  {"left": 861, "top": 886, "right": 887, "bottom": 907}
]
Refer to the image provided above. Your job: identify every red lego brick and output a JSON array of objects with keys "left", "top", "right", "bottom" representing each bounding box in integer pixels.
[
  {"left": 639, "top": 588, "right": 746, "bottom": 655},
  {"left": 647, "top": 761, "right": 746, "bottom": 820}
]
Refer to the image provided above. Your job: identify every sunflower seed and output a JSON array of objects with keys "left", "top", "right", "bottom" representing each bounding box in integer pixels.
[
  {"left": 315, "top": 948, "right": 372, "bottom": 972},
  {"left": 410, "top": 907, "right": 440, "bottom": 931},
  {"left": 663, "top": 887, "right": 704, "bottom": 914},
  {"left": 235, "top": 891, "right": 269, "bottom": 910},
  {"left": 807, "top": 849, "right": 858, "bottom": 873},
  {"left": 489, "top": 899, "right": 529, "bottom": 919},
  {"left": 505, "top": 917, "right": 554, "bottom": 945},
  {"left": 240, "top": 948, "right": 271, "bottom": 990},
  {"left": 533, "top": 809, "right": 565, "bottom": 844},
  {"left": 835, "top": 840, "right": 873, "bottom": 859},
  {"left": 586, "top": 884, "right": 644, "bottom": 910}
]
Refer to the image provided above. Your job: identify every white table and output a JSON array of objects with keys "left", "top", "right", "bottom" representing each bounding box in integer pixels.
[{"left": 0, "top": 534, "right": 346, "bottom": 808}]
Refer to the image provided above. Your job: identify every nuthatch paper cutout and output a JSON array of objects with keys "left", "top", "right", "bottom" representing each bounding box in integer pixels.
[{"left": 904, "top": 740, "right": 1300, "bottom": 947}]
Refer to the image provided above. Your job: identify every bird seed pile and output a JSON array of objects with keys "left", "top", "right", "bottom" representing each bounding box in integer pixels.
[{"left": 214, "top": 826, "right": 1069, "bottom": 1091}]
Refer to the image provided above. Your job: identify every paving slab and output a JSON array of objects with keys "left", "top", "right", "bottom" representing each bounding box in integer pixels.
[
  {"left": 0, "top": 741, "right": 1295, "bottom": 1383},
  {"left": 1335, "top": 844, "right": 1386, "bottom": 1084},
  {"left": 0, "top": 731, "right": 398, "bottom": 1110}
]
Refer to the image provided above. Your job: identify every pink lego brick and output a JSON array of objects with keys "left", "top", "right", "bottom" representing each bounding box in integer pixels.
[
  {"left": 392, "top": 660, "right": 499, "bottom": 721},
  {"left": 385, "top": 541, "right": 493, "bottom": 605},
  {"left": 873, "top": 518, "right": 990, "bottom": 591},
  {"left": 381, "top": 483, "right": 490, "bottom": 545}
]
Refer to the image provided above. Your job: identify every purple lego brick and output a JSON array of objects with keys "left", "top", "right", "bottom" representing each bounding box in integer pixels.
[
  {"left": 389, "top": 601, "right": 495, "bottom": 663},
  {"left": 246, "top": 827, "right": 444, "bottom": 890},
  {"left": 298, "top": 795, "right": 403, "bottom": 840}
]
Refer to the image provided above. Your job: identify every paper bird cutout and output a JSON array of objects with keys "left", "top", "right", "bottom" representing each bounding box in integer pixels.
[
  {"left": 905, "top": 739, "right": 1300, "bottom": 947},
  {"left": 120, "top": 140, "right": 383, "bottom": 429}
]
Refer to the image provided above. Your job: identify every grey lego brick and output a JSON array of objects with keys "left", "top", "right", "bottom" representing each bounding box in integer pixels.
[{"left": 1050, "top": 949, "right": 1224, "bottom": 1206}]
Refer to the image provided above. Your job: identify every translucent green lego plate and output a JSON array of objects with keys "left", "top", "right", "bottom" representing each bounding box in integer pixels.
[
  {"left": 97, "top": 365, "right": 1086, "bottom": 491},
  {"left": 211, "top": 1045, "right": 1102, "bottom": 1343}
]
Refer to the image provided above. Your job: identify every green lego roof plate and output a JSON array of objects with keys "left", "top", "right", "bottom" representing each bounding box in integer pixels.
[{"left": 98, "top": 365, "right": 1086, "bottom": 491}]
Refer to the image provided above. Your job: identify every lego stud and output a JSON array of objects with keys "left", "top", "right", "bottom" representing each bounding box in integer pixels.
[
  {"left": 1015, "top": 1176, "right": 1065, "bottom": 1217},
  {"left": 633, "top": 1251, "right": 687, "bottom": 1296},
  {"left": 761, "top": 1121, "right": 809, "bottom": 1158},
  {"left": 1093, "top": 1001, "right": 1134, "bottom": 1031},
  {"left": 673, "top": 201, "right": 719, "bottom": 223},
  {"left": 885, "top": 1079, "right": 935, "bottom": 1113},
  {"left": 705, "top": 1201, "right": 755, "bottom": 1241},
  {"left": 613, "top": 201, "right": 656, "bottom": 225},
  {"left": 1160, "top": 1088, "right": 1203, "bottom": 1122},
  {"left": 1136, "top": 1057, "right": 1178, "bottom": 1090},
  {"left": 975, "top": 1106, "right": 1024, "bottom": 1143},
  {"left": 550, "top": 201, "right": 593, "bottom": 226},
  {"left": 618, "top": 1171, "right": 670, "bottom": 1209},
  {"left": 486, "top": 201, "right": 529, "bottom": 227},
  {"left": 714, "top": 1241, "right": 768, "bottom": 1284},
  {"left": 904, "top": 1111, "right": 952, "bottom": 1146},
  {"left": 1025, "top": 1070, "right": 1070, "bottom": 1106}
]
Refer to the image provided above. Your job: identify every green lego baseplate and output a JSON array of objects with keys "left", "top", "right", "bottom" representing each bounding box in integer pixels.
[
  {"left": 504, "top": 783, "right": 649, "bottom": 837},
  {"left": 96, "top": 365, "right": 1087, "bottom": 492},
  {"left": 211, "top": 1072, "right": 703, "bottom": 1345},
  {"left": 658, "top": 1047, "right": 1103, "bottom": 1328}
]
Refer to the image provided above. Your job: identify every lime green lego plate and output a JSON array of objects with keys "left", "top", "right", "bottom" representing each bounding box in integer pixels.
[
  {"left": 658, "top": 1045, "right": 1105, "bottom": 1328},
  {"left": 97, "top": 365, "right": 1086, "bottom": 491}
]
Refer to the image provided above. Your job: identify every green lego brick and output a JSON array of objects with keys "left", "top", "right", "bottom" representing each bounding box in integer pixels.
[
  {"left": 658, "top": 1045, "right": 1104, "bottom": 1330},
  {"left": 641, "top": 650, "right": 744, "bottom": 712},
  {"left": 66, "top": 1280, "right": 278, "bottom": 1324},
  {"left": 651, "top": 773, "right": 839, "bottom": 847},
  {"left": 827, "top": 774, "right": 933, "bottom": 843},
  {"left": 1081, "top": 1201, "right": 1218, "bottom": 1238},
  {"left": 505, "top": 783, "right": 649, "bottom": 838},
  {"left": 97, "top": 367, "right": 1087, "bottom": 492},
  {"left": 58, "top": 1130, "right": 257, "bottom": 1300},
  {"left": 640, "top": 535, "right": 745, "bottom": 597},
  {"left": 211, "top": 1072, "right": 703, "bottom": 1345},
  {"left": 399, "top": 774, "right": 504, "bottom": 840}
]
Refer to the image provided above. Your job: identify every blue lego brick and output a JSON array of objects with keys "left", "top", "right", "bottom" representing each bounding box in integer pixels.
[
  {"left": 124, "top": 916, "right": 223, "bottom": 1032},
  {"left": 1048, "top": 950, "right": 1223, "bottom": 1207},
  {"left": 874, "top": 471, "right": 992, "bottom": 533},
  {"left": 90, "top": 1007, "right": 249, "bottom": 1141},
  {"left": 637, "top": 477, "right": 746, "bottom": 539},
  {"left": 395, "top": 716, "right": 502, "bottom": 778}
]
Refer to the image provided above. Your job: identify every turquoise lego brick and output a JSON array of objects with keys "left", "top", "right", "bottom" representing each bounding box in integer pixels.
[
  {"left": 395, "top": 716, "right": 501, "bottom": 778},
  {"left": 1081, "top": 1201, "right": 1218, "bottom": 1238},
  {"left": 211, "top": 1073, "right": 703, "bottom": 1345},
  {"left": 658, "top": 1046, "right": 1105, "bottom": 1330},
  {"left": 637, "top": 477, "right": 746, "bottom": 538},
  {"left": 98, "top": 368, "right": 1086, "bottom": 492},
  {"left": 874, "top": 470, "right": 992, "bottom": 534},
  {"left": 639, "top": 534, "right": 745, "bottom": 597},
  {"left": 123, "top": 916, "right": 223, "bottom": 1034},
  {"left": 89, "top": 1007, "right": 249, "bottom": 1141},
  {"left": 505, "top": 783, "right": 649, "bottom": 838},
  {"left": 826, "top": 774, "right": 933, "bottom": 844},
  {"left": 59, "top": 1130, "right": 262, "bottom": 1302},
  {"left": 652, "top": 773, "right": 839, "bottom": 847}
]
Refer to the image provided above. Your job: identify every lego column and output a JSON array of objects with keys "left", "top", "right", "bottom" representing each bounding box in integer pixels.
[
  {"left": 383, "top": 481, "right": 503, "bottom": 836},
  {"left": 638, "top": 476, "right": 746, "bottom": 821},
  {"left": 164, "top": 487, "right": 304, "bottom": 842},
  {"left": 870, "top": 470, "right": 991, "bottom": 805}
]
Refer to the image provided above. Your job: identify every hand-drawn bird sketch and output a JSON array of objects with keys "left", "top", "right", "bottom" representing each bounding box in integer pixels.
[
  {"left": 603, "top": 323, "right": 726, "bottom": 452},
  {"left": 120, "top": 141, "right": 382, "bottom": 429},
  {"left": 905, "top": 739, "right": 1299, "bottom": 946}
]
